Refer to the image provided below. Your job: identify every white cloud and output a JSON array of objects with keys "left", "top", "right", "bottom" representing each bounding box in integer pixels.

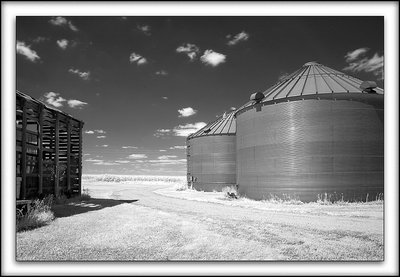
[
  {"left": 122, "top": 146, "right": 138, "bottom": 149},
  {"left": 278, "top": 72, "right": 290, "bottom": 82},
  {"left": 49, "top": 16, "right": 68, "bottom": 25},
  {"left": 102, "top": 145, "right": 109, "bottom": 147},
  {"left": 44, "top": 92, "right": 87, "bottom": 109},
  {"left": 128, "top": 154, "right": 148, "bottom": 159},
  {"left": 158, "top": 155, "right": 178, "bottom": 160},
  {"left": 16, "top": 41, "right": 40, "bottom": 62},
  {"left": 156, "top": 70, "right": 168, "bottom": 76},
  {"left": 97, "top": 135, "right": 106, "bottom": 139},
  {"left": 85, "top": 158, "right": 104, "bottom": 163},
  {"left": 154, "top": 129, "right": 172, "bottom": 137},
  {"left": 68, "top": 68, "right": 91, "bottom": 80},
  {"left": 159, "top": 149, "right": 167, "bottom": 152},
  {"left": 115, "top": 160, "right": 131, "bottom": 164},
  {"left": 227, "top": 31, "right": 249, "bottom": 46},
  {"left": 148, "top": 159, "right": 187, "bottom": 165},
  {"left": 137, "top": 24, "right": 151, "bottom": 35},
  {"left": 86, "top": 130, "right": 106, "bottom": 134},
  {"left": 173, "top": 122, "right": 207, "bottom": 137},
  {"left": 343, "top": 48, "right": 384, "bottom": 80},
  {"left": 93, "top": 161, "right": 119, "bottom": 166},
  {"left": 33, "top": 36, "right": 48, "bottom": 43},
  {"left": 162, "top": 96, "right": 168, "bottom": 100},
  {"left": 344, "top": 47, "right": 369, "bottom": 62},
  {"left": 129, "top": 52, "right": 147, "bottom": 65},
  {"left": 200, "top": 50, "right": 226, "bottom": 67},
  {"left": 176, "top": 43, "right": 200, "bottom": 61},
  {"left": 57, "top": 39, "right": 69, "bottom": 50},
  {"left": 49, "top": 16, "right": 78, "bottom": 32},
  {"left": 169, "top": 146, "right": 186, "bottom": 150},
  {"left": 178, "top": 107, "right": 197, "bottom": 117},
  {"left": 67, "top": 99, "right": 88, "bottom": 109},
  {"left": 158, "top": 129, "right": 171, "bottom": 133},
  {"left": 44, "top": 92, "right": 66, "bottom": 107}
]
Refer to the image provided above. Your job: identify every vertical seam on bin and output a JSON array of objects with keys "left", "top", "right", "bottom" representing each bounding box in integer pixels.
[
  {"left": 315, "top": 65, "right": 335, "bottom": 93},
  {"left": 285, "top": 67, "right": 308, "bottom": 98}
]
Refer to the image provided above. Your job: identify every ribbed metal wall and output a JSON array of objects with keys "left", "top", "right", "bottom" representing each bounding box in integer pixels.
[
  {"left": 236, "top": 94, "right": 384, "bottom": 202},
  {"left": 187, "top": 135, "right": 236, "bottom": 192}
]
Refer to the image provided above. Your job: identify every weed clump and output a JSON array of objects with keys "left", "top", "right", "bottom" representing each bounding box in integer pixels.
[
  {"left": 80, "top": 188, "right": 91, "bottom": 200},
  {"left": 175, "top": 183, "right": 188, "bottom": 191},
  {"left": 222, "top": 186, "right": 238, "bottom": 200},
  {"left": 17, "top": 195, "right": 55, "bottom": 232},
  {"left": 262, "top": 194, "right": 303, "bottom": 205}
]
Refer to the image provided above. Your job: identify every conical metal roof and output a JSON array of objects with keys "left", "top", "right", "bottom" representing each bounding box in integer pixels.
[
  {"left": 187, "top": 110, "right": 236, "bottom": 139},
  {"left": 238, "top": 61, "right": 384, "bottom": 111}
]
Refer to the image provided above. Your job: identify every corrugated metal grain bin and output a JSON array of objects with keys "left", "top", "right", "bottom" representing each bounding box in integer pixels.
[
  {"left": 186, "top": 111, "right": 236, "bottom": 191},
  {"left": 235, "top": 62, "right": 384, "bottom": 202}
]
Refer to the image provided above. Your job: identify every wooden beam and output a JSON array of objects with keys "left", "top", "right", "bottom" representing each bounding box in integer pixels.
[
  {"left": 54, "top": 113, "right": 59, "bottom": 196},
  {"left": 67, "top": 118, "right": 71, "bottom": 191},
  {"left": 38, "top": 104, "right": 44, "bottom": 195},
  {"left": 21, "top": 99, "right": 27, "bottom": 199}
]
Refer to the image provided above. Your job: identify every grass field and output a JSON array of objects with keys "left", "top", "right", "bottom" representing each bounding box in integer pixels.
[{"left": 16, "top": 174, "right": 384, "bottom": 261}]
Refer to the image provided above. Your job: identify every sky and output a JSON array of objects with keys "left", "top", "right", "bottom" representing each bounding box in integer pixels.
[{"left": 16, "top": 16, "right": 384, "bottom": 176}]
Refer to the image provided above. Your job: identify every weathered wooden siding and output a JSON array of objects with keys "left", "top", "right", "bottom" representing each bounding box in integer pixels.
[{"left": 16, "top": 91, "right": 84, "bottom": 199}]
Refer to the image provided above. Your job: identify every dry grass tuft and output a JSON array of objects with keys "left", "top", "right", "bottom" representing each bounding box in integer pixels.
[
  {"left": 174, "top": 183, "right": 189, "bottom": 191},
  {"left": 261, "top": 194, "right": 303, "bottom": 205},
  {"left": 17, "top": 195, "right": 55, "bottom": 232},
  {"left": 222, "top": 186, "right": 238, "bottom": 200}
]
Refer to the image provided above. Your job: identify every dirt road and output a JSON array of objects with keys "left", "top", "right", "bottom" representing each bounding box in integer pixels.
[{"left": 16, "top": 182, "right": 383, "bottom": 261}]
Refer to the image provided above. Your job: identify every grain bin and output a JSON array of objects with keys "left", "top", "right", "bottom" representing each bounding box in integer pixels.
[
  {"left": 186, "top": 111, "right": 236, "bottom": 192},
  {"left": 235, "top": 62, "right": 384, "bottom": 202}
]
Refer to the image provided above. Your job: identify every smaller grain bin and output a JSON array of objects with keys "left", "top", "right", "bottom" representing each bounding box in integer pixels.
[{"left": 186, "top": 111, "right": 236, "bottom": 192}]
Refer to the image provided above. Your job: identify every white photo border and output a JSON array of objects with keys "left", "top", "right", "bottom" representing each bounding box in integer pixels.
[{"left": 2, "top": 1, "right": 398, "bottom": 276}]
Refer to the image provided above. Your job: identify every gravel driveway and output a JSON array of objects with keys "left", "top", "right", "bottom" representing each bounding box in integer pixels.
[{"left": 16, "top": 182, "right": 383, "bottom": 261}]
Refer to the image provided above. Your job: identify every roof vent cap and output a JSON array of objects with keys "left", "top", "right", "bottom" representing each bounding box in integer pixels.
[
  {"left": 360, "top": 81, "right": 377, "bottom": 93},
  {"left": 303, "top": 61, "right": 320, "bottom": 66},
  {"left": 250, "top": 92, "right": 265, "bottom": 102}
]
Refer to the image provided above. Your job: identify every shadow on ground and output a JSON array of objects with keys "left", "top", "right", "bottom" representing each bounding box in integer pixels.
[{"left": 52, "top": 198, "right": 138, "bottom": 218}]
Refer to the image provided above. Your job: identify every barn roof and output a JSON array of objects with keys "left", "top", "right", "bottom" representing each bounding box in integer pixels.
[
  {"left": 16, "top": 90, "right": 84, "bottom": 124},
  {"left": 187, "top": 110, "right": 236, "bottom": 139},
  {"left": 237, "top": 61, "right": 384, "bottom": 111}
]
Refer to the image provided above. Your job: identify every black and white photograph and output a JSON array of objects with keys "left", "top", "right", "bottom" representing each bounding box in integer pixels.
[{"left": 2, "top": 1, "right": 399, "bottom": 276}]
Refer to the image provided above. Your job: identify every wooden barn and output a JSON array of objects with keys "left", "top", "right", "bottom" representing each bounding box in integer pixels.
[{"left": 16, "top": 90, "right": 84, "bottom": 200}]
